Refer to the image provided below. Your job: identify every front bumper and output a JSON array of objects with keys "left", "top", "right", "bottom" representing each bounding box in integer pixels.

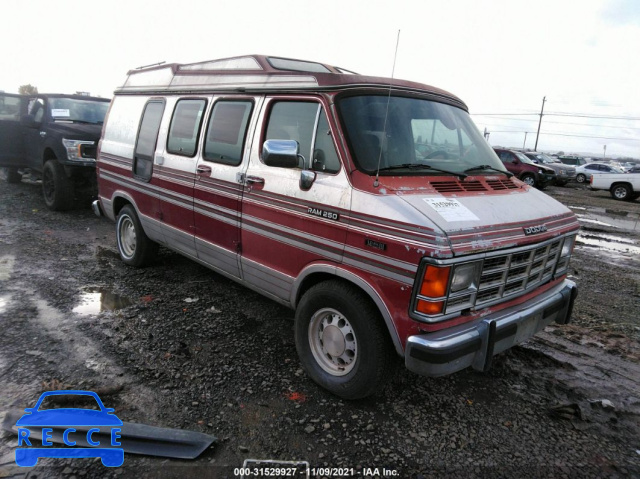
[
  {"left": 405, "top": 279, "right": 577, "bottom": 377},
  {"left": 91, "top": 199, "right": 103, "bottom": 218}
]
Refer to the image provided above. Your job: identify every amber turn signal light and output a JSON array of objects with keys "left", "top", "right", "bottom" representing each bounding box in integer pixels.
[
  {"left": 416, "top": 299, "right": 445, "bottom": 315},
  {"left": 419, "top": 265, "right": 451, "bottom": 298}
]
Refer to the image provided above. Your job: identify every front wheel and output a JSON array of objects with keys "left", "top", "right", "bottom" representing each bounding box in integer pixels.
[
  {"left": 42, "top": 160, "right": 75, "bottom": 210},
  {"left": 576, "top": 173, "right": 587, "bottom": 183},
  {"left": 295, "top": 280, "right": 395, "bottom": 399},
  {"left": 116, "top": 204, "right": 158, "bottom": 266},
  {"left": 610, "top": 183, "right": 632, "bottom": 201},
  {"left": 521, "top": 173, "right": 536, "bottom": 187}
]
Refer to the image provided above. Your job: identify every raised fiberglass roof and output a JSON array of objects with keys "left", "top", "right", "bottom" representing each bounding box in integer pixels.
[{"left": 115, "top": 54, "right": 465, "bottom": 110}]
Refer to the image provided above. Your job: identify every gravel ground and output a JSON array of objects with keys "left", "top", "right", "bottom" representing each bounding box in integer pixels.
[{"left": 0, "top": 179, "right": 639, "bottom": 478}]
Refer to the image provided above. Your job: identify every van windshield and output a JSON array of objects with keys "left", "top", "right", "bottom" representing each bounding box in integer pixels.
[{"left": 337, "top": 95, "right": 506, "bottom": 176}]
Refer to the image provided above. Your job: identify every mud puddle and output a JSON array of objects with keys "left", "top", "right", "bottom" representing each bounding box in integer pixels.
[
  {"left": 72, "top": 286, "right": 135, "bottom": 316},
  {"left": 570, "top": 205, "right": 640, "bottom": 232}
]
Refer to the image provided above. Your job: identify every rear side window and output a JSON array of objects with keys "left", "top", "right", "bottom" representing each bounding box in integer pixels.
[
  {"left": 167, "top": 99, "right": 206, "bottom": 157},
  {"left": 204, "top": 100, "right": 253, "bottom": 166},
  {"left": 134, "top": 100, "right": 165, "bottom": 180}
]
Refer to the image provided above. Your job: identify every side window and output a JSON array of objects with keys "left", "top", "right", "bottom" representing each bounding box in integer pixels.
[
  {"left": 499, "top": 151, "right": 514, "bottom": 163},
  {"left": 167, "top": 99, "right": 206, "bottom": 157},
  {"left": 28, "top": 98, "right": 45, "bottom": 122},
  {"left": 265, "top": 102, "right": 318, "bottom": 168},
  {"left": 0, "top": 95, "right": 21, "bottom": 120},
  {"left": 134, "top": 100, "right": 165, "bottom": 181},
  {"left": 204, "top": 100, "right": 253, "bottom": 166},
  {"left": 312, "top": 109, "right": 340, "bottom": 173}
]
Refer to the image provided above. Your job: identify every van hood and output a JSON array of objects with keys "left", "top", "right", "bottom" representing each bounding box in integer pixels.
[{"left": 394, "top": 188, "right": 579, "bottom": 256}]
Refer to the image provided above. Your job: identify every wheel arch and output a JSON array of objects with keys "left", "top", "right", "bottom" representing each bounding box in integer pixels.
[
  {"left": 610, "top": 181, "right": 632, "bottom": 191},
  {"left": 292, "top": 264, "right": 404, "bottom": 356}
]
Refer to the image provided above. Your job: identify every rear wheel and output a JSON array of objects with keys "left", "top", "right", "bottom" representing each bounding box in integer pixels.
[
  {"left": 1, "top": 167, "right": 22, "bottom": 184},
  {"left": 295, "top": 280, "right": 396, "bottom": 399},
  {"left": 610, "top": 183, "right": 632, "bottom": 201},
  {"left": 42, "top": 160, "right": 75, "bottom": 210},
  {"left": 576, "top": 173, "right": 587, "bottom": 183},
  {"left": 116, "top": 204, "right": 158, "bottom": 266}
]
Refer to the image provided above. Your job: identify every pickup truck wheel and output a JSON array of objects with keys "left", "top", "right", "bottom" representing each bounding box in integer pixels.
[
  {"left": 42, "top": 160, "right": 75, "bottom": 211},
  {"left": 1, "top": 168, "right": 22, "bottom": 184},
  {"left": 610, "top": 183, "right": 632, "bottom": 201},
  {"left": 295, "top": 280, "right": 395, "bottom": 400},
  {"left": 521, "top": 173, "right": 536, "bottom": 187},
  {"left": 116, "top": 204, "right": 158, "bottom": 266},
  {"left": 576, "top": 173, "right": 587, "bottom": 183}
]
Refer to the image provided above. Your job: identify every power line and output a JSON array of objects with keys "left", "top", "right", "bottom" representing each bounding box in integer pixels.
[
  {"left": 478, "top": 120, "right": 640, "bottom": 131},
  {"left": 473, "top": 112, "right": 640, "bottom": 120},
  {"left": 485, "top": 130, "right": 640, "bottom": 141}
]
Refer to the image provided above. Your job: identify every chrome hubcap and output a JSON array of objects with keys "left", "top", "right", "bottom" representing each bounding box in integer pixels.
[
  {"left": 614, "top": 187, "right": 627, "bottom": 199},
  {"left": 118, "top": 217, "right": 137, "bottom": 258},
  {"left": 309, "top": 308, "right": 357, "bottom": 376}
]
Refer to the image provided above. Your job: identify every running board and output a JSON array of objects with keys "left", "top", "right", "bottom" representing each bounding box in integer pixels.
[{"left": 2, "top": 410, "right": 216, "bottom": 459}]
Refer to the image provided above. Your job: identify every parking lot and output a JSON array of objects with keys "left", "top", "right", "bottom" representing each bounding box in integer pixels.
[{"left": 0, "top": 179, "right": 639, "bottom": 478}]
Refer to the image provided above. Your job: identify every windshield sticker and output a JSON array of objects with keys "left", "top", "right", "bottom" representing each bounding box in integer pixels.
[
  {"left": 423, "top": 198, "right": 479, "bottom": 222},
  {"left": 51, "top": 109, "right": 70, "bottom": 117}
]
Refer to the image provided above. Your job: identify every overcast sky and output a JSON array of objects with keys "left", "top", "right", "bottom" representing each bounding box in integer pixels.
[{"left": 2, "top": 0, "right": 639, "bottom": 159}]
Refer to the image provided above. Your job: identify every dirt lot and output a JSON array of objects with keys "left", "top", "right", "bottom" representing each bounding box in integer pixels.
[{"left": 0, "top": 179, "right": 639, "bottom": 478}]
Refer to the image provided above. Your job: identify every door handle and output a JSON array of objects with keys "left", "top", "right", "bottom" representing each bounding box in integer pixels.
[
  {"left": 197, "top": 165, "right": 212, "bottom": 175},
  {"left": 245, "top": 175, "right": 264, "bottom": 185}
]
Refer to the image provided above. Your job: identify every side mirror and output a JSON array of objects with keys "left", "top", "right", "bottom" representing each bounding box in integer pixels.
[
  {"left": 300, "top": 170, "right": 316, "bottom": 191},
  {"left": 262, "top": 139, "right": 300, "bottom": 168}
]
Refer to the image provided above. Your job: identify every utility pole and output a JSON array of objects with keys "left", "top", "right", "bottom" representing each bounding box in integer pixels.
[
  {"left": 534, "top": 96, "right": 546, "bottom": 151},
  {"left": 523, "top": 132, "right": 528, "bottom": 149},
  {"left": 603, "top": 145, "right": 606, "bottom": 160}
]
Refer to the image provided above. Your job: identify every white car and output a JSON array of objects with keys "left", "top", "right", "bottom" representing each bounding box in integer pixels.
[{"left": 575, "top": 162, "right": 624, "bottom": 183}]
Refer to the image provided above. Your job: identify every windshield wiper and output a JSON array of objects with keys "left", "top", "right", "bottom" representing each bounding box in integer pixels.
[
  {"left": 464, "top": 165, "right": 513, "bottom": 178},
  {"left": 377, "top": 164, "right": 467, "bottom": 180}
]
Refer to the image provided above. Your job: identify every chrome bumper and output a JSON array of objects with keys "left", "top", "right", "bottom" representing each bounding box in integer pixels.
[
  {"left": 91, "top": 199, "right": 103, "bottom": 218},
  {"left": 405, "top": 280, "right": 577, "bottom": 377}
]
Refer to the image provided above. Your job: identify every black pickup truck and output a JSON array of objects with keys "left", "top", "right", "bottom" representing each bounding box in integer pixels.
[{"left": 0, "top": 92, "right": 110, "bottom": 210}]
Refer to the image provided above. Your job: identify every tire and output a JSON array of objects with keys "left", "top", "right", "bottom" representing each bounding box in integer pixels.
[
  {"left": 610, "top": 183, "right": 632, "bottom": 201},
  {"left": 576, "top": 173, "right": 587, "bottom": 183},
  {"left": 295, "top": 280, "right": 396, "bottom": 399},
  {"left": 556, "top": 180, "right": 567, "bottom": 187},
  {"left": 1, "top": 167, "right": 22, "bottom": 184},
  {"left": 42, "top": 160, "right": 75, "bottom": 210},
  {"left": 521, "top": 173, "right": 536, "bottom": 187},
  {"left": 116, "top": 204, "right": 158, "bottom": 267}
]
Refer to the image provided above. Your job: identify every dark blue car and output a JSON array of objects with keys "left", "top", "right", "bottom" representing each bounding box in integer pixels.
[{"left": 15, "top": 390, "right": 123, "bottom": 467}]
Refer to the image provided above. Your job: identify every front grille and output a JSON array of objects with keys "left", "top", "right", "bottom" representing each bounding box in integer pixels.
[
  {"left": 441, "top": 238, "right": 564, "bottom": 315},
  {"left": 473, "top": 239, "right": 562, "bottom": 308}
]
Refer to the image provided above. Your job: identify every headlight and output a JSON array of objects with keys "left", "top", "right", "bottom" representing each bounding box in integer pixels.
[
  {"left": 561, "top": 236, "right": 575, "bottom": 257},
  {"left": 450, "top": 262, "right": 481, "bottom": 292},
  {"left": 62, "top": 138, "right": 95, "bottom": 161},
  {"left": 538, "top": 169, "right": 545, "bottom": 174}
]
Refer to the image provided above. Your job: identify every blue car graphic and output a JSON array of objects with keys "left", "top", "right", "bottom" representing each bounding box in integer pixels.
[{"left": 15, "top": 390, "right": 124, "bottom": 467}]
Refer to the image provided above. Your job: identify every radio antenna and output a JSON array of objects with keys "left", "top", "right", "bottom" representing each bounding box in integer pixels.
[{"left": 373, "top": 29, "right": 401, "bottom": 188}]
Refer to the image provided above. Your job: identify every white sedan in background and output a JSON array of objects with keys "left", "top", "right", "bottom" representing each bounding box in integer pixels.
[{"left": 575, "top": 162, "right": 624, "bottom": 183}]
